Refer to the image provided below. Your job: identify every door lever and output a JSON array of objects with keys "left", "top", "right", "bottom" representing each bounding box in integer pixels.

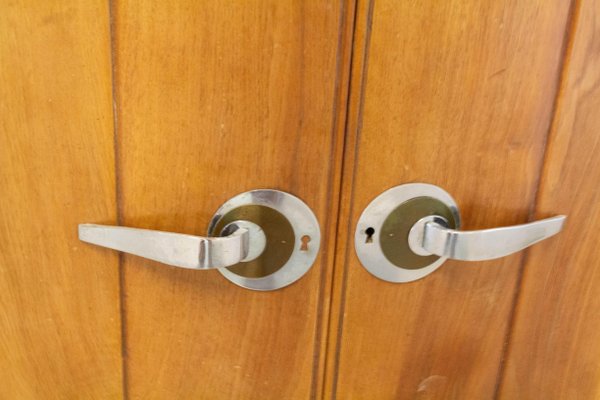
[
  {"left": 79, "top": 189, "right": 321, "bottom": 291},
  {"left": 79, "top": 221, "right": 260, "bottom": 270},
  {"left": 355, "top": 183, "right": 567, "bottom": 283},
  {"left": 408, "top": 215, "right": 565, "bottom": 261}
]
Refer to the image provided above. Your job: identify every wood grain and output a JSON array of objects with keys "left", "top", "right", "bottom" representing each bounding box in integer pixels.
[
  {"left": 327, "top": 0, "right": 572, "bottom": 398},
  {"left": 498, "top": 0, "right": 600, "bottom": 397},
  {"left": 111, "top": 1, "right": 347, "bottom": 398},
  {"left": 0, "top": 1, "right": 123, "bottom": 398}
]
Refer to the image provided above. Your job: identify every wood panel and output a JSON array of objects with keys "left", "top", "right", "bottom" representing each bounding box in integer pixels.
[
  {"left": 498, "top": 0, "right": 600, "bottom": 397},
  {"left": 112, "top": 1, "right": 347, "bottom": 398},
  {"left": 327, "top": 0, "right": 572, "bottom": 398},
  {"left": 0, "top": 1, "right": 122, "bottom": 398}
]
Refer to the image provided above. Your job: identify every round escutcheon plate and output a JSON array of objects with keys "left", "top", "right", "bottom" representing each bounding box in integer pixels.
[
  {"left": 354, "top": 183, "right": 461, "bottom": 283},
  {"left": 208, "top": 189, "right": 320, "bottom": 291}
]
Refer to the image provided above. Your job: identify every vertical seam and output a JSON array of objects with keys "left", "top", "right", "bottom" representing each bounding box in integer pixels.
[
  {"left": 312, "top": 0, "right": 359, "bottom": 398},
  {"left": 310, "top": 0, "right": 353, "bottom": 397},
  {"left": 330, "top": 0, "right": 376, "bottom": 397},
  {"left": 492, "top": 0, "right": 582, "bottom": 397},
  {"left": 107, "top": 0, "right": 128, "bottom": 398}
]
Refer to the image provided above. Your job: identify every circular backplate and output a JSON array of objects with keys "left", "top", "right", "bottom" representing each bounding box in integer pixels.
[
  {"left": 208, "top": 189, "right": 320, "bottom": 291},
  {"left": 354, "top": 183, "right": 461, "bottom": 283}
]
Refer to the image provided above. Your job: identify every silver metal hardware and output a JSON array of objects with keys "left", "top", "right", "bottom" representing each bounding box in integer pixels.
[
  {"left": 222, "top": 220, "right": 266, "bottom": 262},
  {"left": 208, "top": 189, "right": 320, "bottom": 291},
  {"left": 79, "top": 223, "right": 254, "bottom": 269},
  {"left": 408, "top": 214, "right": 565, "bottom": 261},
  {"left": 79, "top": 189, "right": 320, "bottom": 291},
  {"left": 355, "top": 183, "right": 566, "bottom": 283}
]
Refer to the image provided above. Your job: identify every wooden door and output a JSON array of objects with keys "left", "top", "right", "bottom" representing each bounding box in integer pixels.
[
  {"left": 1, "top": 1, "right": 352, "bottom": 398},
  {"left": 3, "top": 0, "right": 600, "bottom": 399},
  {"left": 324, "top": 0, "right": 600, "bottom": 399}
]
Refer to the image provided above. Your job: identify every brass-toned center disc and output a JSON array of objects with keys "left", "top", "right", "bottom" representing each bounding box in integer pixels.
[
  {"left": 380, "top": 197, "right": 457, "bottom": 270},
  {"left": 212, "top": 205, "right": 295, "bottom": 278}
]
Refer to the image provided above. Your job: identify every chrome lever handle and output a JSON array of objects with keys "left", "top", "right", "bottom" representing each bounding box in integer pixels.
[
  {"left": 355, "top": 183, "right": 568, "bottom": 283},
  {"left": 78, "top": 222, "right": 263, "bottom": 270},
  {"left": 78, "top": 189, "right": 321, "bottom": 291},
  {"left": 408, "top": 215, "right": 566, "bottom": 261}
]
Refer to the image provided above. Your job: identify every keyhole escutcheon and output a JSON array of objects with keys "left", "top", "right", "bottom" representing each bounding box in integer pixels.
[
  {"left": 300, "top": 235, "right": 311, "bottom": 251},
  {"left": 365, "top": 227, "right": 375, "bottom": 243}
]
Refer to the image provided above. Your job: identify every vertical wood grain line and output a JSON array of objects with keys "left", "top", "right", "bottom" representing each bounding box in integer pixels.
[
  {"left": 328, "top": 0, "right": 376, "bottom": 397},
  {"left": 107, "top": 0, "right": 128, "bottom": 398},
  {"left": 311, "top": 0, "right": 358, "bottom": 397},
  {"left": 492, "top": 1, "right": 582, "bottom": 397}
]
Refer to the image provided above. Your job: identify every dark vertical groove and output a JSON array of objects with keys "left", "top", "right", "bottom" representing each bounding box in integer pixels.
[
  {"left": 309, "top": 0, "right": 353, "bottom": 398},
  {"left": 107, "top": 0, "right": 128, "bottom": 398},
  {"left": 492, "top": 1, "right": 582, "bottom": 398},
  {"left": 330, "top": 0, "right": 376, "bottom": 398},
  {"left": 311, "top": 0, "right": 358, "bottom": 397}
]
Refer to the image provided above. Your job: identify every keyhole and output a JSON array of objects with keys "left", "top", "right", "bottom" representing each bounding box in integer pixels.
[
  {"left": 300, "top": 235, "right": 311, "bottom": 251},
  {"left": 365, "top": 227, "right": 375, "bottom": 243}
]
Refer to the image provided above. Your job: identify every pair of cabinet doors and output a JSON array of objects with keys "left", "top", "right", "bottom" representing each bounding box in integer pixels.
[{"left": 2, "top": 0, "right": 599, "bottom": 399}]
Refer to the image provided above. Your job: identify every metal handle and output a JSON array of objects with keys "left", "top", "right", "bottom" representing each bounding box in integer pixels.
[
  {"left": 355, "top": 183, "right": 568, "bottom": 283},
  {"left": 408, "top": 215, "right": 566, "bottom": 261},
  {"left": 79, "top": 221, "right": 265, "bottom": 270},
  {"left": 78, "top": 189, "right": 321, "bottom": 291}
]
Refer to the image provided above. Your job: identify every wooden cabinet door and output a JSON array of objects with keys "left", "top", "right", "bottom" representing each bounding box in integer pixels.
[
  {"left": 325, "top": 0, "right": 600, "bottom": 399},
  {"left": 3, "top": 1, "right": 600, "bottom": 399}
]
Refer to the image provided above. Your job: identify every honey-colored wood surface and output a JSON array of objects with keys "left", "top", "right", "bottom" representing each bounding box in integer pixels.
[
  {"left": 112, "top": 1, "right": 349, "bottom": 398},
  {"left": 327, "top": 0, "right": 573, "bottom": 398},
  {"left": 0, "top": 1, "right": 123, "bottom": 398},
  {"left": 499, "top": 0, "right": 600, "bottom": 397}
]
